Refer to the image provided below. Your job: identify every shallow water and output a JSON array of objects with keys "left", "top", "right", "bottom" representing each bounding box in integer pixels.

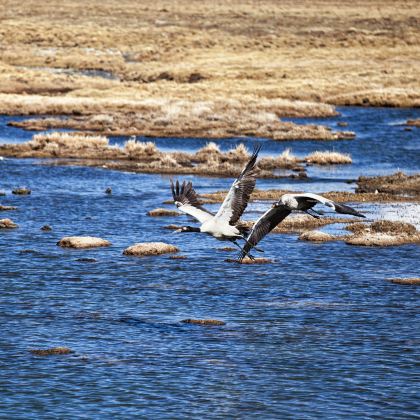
[{"left": 0, "top": 108, "right": 419, "bottom": 419}]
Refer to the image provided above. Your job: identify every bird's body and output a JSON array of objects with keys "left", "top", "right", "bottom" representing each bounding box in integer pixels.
[
  {"left": 239, "top": 192, "right": 365, "bottom": 260},
  {"left": 171, "top": 145, "right": 260, "bottom": 245}
]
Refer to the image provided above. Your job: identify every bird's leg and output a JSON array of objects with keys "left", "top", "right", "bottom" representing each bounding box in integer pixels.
[
  {"left": 239, "top": 236, "right": 264, "bottom": 253},
  {"left": 304, "top": 209, "right": 321, "bottom": 219}
]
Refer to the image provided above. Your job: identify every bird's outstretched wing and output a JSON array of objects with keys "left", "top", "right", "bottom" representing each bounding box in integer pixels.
[
  {"left": 214, "top": 144, "right": 261, "bottom": 226},
  {"left": 239, "top": 204, "right": 291, "bottom": 260},
  {"left": 293, "top": 193, "right": 365, "bottom": 218},
  {"left": 170, "top": 180, "right": 214, "bottom": 224}
]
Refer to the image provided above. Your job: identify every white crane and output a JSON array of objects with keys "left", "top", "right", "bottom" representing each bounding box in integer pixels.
[
  {"left": 239, "top": 192, "right": 365, "bottom": 260},
  {"left": 171, "top": 145, "right": 261, "bottom": 249}
]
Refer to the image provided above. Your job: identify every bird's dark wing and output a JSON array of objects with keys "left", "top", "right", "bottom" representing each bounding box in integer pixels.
[
  {"left": 239, "top": 204, "right": 291, "bottom": 260},
  {"left": 293, "top": 193, "right": 365, "bottom": 218},
  {"left": 170, "top": 180, "right": 213, "bottom": 223},
  {"left": 215, "top": 144, "right": 261, "bottom": 225}
]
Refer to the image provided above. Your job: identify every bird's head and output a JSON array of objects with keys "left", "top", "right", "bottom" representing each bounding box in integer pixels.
[{"left": 175, "top": 226, "right": 200, "bottom": 233}]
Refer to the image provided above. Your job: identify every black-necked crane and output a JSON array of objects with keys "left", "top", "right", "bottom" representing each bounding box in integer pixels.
[
  {"left": 238, "top": 192, "right": 365, "bottom": 260},
  {"left": 170, "top": 145, "right": 261, "bottom": 249}
]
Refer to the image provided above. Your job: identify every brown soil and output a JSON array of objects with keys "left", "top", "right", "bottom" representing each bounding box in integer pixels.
[{"left": 356, "top": 172, "right": 420, "bottom": 196}]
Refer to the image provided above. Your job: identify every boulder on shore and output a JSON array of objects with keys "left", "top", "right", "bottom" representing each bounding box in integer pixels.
[
  {"left": 123, "top": 242, "right": 179, "bottom": 256},
  {"left": 0, "top": 218, "right": 18, "bottom": 228},
  {"left": 57, "top": 236, "right": 111, "bottom": 248}
]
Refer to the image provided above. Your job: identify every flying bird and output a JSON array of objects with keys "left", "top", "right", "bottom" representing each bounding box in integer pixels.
[
  {"left": 238, "top": 192, "right": 365, "bottom": 261},
  {"left": 171, "top": 144, "right": 261, "bottom": 249}
]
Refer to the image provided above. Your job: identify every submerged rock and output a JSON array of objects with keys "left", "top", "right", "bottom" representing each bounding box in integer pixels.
[
  {"left": 76, "top": 257, "right": 98, "bottom": 263},
  {"left": 147, "top": 208, "right": 181, "bottom": 217},
  {"left": 30, "top": 347, "right": 73, "bottom": 356},
  {"left": 169, "top": 255, "right": 187, "bottom": 260},
  {"left": 41, "top": 224, "right": 52, "bottom": 231},
  {"left": 57, "top": 236, "right": 111, "bottom": 248},
  {"left": 182, "top": 319, "right": 226, "bottom": 326},
  {"left": 226, "top": 257, "right": 272, "bottom": 264},
  {"left": 388, "top": 278, "right": 420, "bottom": 285},
  {"left": 105, "top": 187, "right": 112, "bottom": 194},
  {"left": 12, "top": 187, "right": 31, "bottom": 195},
  {"left": 0, "top": 205, "right": 17, "bottom": 211},
  {"left": 0, "top": 218, "right": 18, "bottom": 228},
  {"left": 299, "top": 230, "right": 336, "bottom": 242},
  {"left": 123, "top": 242, "right": 179, "bottom": 256}
]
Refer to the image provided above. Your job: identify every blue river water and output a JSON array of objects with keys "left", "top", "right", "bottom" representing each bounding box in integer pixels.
[{"left": 0, "top": 108, "right": 419, "bottom": 419}]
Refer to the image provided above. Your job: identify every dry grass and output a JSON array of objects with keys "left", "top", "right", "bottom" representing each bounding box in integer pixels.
[
  {"left": 8, "top": 104, "right": 351, "bottom": 141},
  {"left": 345, "top": 220, "right": 420, "bottom": 246},
  {"left": 147, "top": 208, "right": 181, "bottom": 217},
  {"left": 57, "top": 236, "right": 111, "bottom": 248},
  {"left": 226, "top": 257, "right": 273, "bottom": 264},
  {"left": 299, "top": 230, "right": 337, "bottom": 242},
  {"left": 305, "top": 151, "right": 352, "bottom": 165},
  {"left": 181, "top": 319, "right": 226, "bottom": 326},
  {"left": 388, "top": 278, "right": 420, "bottom": 285},
  {"left": 30, "top": 347, "right": 73, "bottom": 356},
  {"left": 0, "top": 218, "right": 18, "bottom": 228},
  {"left": 406, "top": 119, "right": 420, "bottom": 127},
  {"left": 123, "top": 242, "right": 179, "bottom": 256},
  {"left": 200, "top": 188, "right": 420, "bottom": 203},
  {"left": 357, "top": 172, "right": 420, "bottom": 196},
  {"left": 0, "top": 134, "right": 307, "bottom": 178},
  {"left": 1, "top": 0, "right": 417, "bottom": 139}
]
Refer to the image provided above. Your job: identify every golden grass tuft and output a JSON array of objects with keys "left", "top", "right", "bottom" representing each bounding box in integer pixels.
[
  {"left": 123, "top": 138, "right": 159, "bottom": 158},
  {"left": 0, "top": 218, "right": 18, "bottom": 228},
  {"left": 299, "top": 230, "right": 336, "bottom": 242},
  {"left": 305, "top": 151, "right": 352, "bottom": 165},
  {"left": 57, "top": 236, "right": 111, "bottom": 248},
  {"left": 30, "top": 132, "right": 109, "bottom": 151},
  {"left": 388, "top": 278, "right": 420, "bottom": 285},
  {"left": 147, "top": 208, "right": 181, "bottom": 217},
  {"left": 181, "top": 319, "right": 226, "bottom": 326},
  {"left": 30, "top": 347, "right": 73, "bottom": 356},
  {"left": 123, "top": 242, "right": 179, "bottom": 256}
]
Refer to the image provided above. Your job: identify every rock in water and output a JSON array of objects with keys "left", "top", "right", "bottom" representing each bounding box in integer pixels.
[
  {"left": 30, "top": 347, "right": 73, "bottom": 356},
  {"left": 0, "top": 205, "right": 17, "bottom": 211},
  {"left": 57, "top": 236, "right": 111, "bottom": 248},
  {"left": 12, "top": 187, "right": 31, "bottom": 195},
  {"left": 181, "top": 319, "right": 226, "bottom": 326},
  {"left": 0, "top": 218, "right": 18, "bottom": 228},
  {"left": 123, "top": 242, "right": 179, "bottom": 256},
  {"left": 147, "top": 208, "right": 181, "bottom": 217},
  {"left": 299, "top": 230, "right": 336, "bottom": 242},
  {"left": 105, "top": 187, "right": 112, "bottom": 194},
  {"left": 41, "top": 224, "right": 52, "bottom": 231}
]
